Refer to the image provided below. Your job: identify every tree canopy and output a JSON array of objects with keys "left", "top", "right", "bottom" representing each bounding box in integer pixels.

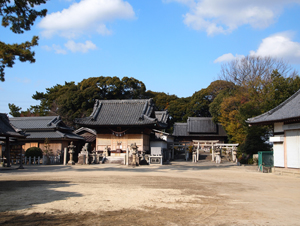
[
  {"left": 29, "top": 76, "right": 148, "bottom": 125},
  {"left": 0, "top": 0, "right": 47, "bottom": 81},
  {"left": 212, "top": 56, "right": 300, "bottom": 155}
]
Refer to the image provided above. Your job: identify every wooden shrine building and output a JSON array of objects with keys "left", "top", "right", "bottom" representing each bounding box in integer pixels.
[
  {"left": 75, "top": 99, "right": 169, "bottom": 155},
  {"left": 172, "top": 117, "right": 228, "bottom": 145},
  {"left": 0, "top": 113, "right": 26, "bottom": 167},
  {"left": 10, "top": 116, "right": 84, "bottom": 157},
  {"left": 247, "top": 89, "right": 300, "bottom": 170}
]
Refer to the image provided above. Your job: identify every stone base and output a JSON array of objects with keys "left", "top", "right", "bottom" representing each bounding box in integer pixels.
[
  {"left": 128, "top": 156, "right": 140, "bottom": 166},
  {"left": 67, "top": 161, "right": 75, "bottom": 165},
  {"left": 77, "top": 155, "right": 87, "bottom": 165},
  {"left": 104, "top": 156, "right": 125, "bottom": 164}
]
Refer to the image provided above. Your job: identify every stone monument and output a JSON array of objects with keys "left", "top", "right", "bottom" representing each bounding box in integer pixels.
[
  {"left": 78, "top": 143, "right": 89, "bottom": 165},
  {"left": 101, "top": 146, "right": 108, "bottom": 164},
  {"left": 215, "top": 147, "right": 221, "bottom": 164},
  {"left": 92, "top": 148, "right": 97, "bottom": 164},
  {"left": 130, "top": 143, "right": 138, "bottom": 167},
  {"left": 232, "top": 148, "right": 237, "bottom": 163}
]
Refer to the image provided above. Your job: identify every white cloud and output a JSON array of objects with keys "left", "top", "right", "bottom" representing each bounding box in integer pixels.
[
  {"left": 41, "top": 44, "right": 67, "bottom": 54},
  {"left": 96, "top": 24, "right": 113, "bottom": 36},
  {"left": 53, "top": 44, "right": 68, "bottom": 54},
  {"left": 65, "top": 40, "right": 97, "bottom": 53},
  {"left": 39, "top": 0, "right": 135, "bottom": 38},
  {"left": 214, "top": 53, "right": 244, "bottom": 63},
  {"left": 214, "top": 32, "right": 300, "bottom": 64},
  {"left": 41, "top": 45, "right": 52, "bottom": 51},
  {"left": 165, "top": 0, "right": 300, "bottom": 35},
  {"left": 250, "top": 32, "right": 300, "bottom": 64},
  {"left": 42, "top": 41, "right": 97, "bottom": 54}
]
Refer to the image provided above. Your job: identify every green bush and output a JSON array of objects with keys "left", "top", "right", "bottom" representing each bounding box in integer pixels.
[
  {"left": 25, "top": 147, "right": 43, "bottom": 158},
  {"left": 247, "top": 158, "right": 254, "bottom": 165}
]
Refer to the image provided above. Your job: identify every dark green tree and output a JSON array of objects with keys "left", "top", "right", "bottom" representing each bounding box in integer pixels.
[
  {"left": 188, "top": 80, "right": 235, "bottom": 118},
  {"left": 8, "top": 103, "right": 21, "bottom": 117},
  {"left": 167, "top": 97, "right": 191, "bottom": 124},
  {"left": 0, "top": 0, "right": 48, "bottom": 81},
  {"left": 32, "top": 76, "right": 148, "bottom": 126},
  {"left": 145, "top": 91, "right": 178, "bottom": 111}
]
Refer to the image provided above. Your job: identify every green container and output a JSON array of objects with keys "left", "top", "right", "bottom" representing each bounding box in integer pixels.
[{"left": 258, "top": 151, "right": 273, "bottom": 171}]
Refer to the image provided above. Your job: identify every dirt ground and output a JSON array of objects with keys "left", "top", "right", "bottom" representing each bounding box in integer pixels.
[{"left": 0, "top": 161, "right": 300, "bottom": 226}]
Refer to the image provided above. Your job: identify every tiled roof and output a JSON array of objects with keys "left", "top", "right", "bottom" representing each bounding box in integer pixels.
[
  {"left": 74, "top": 127, "right": 97, "bottom": 135},
  {"left": 246, "top": 89, "right": 300, "bottom": 124},
  {"left": 172, "top": 123, "right": 188, "bottom": 136},
  {"left": 74, "top": 127, "right": 96, "bottom": 143},
  {"left": 9, "top": 116, "right": 83, "bottom": 141},
  {"left": 155, "top": 111, "right": 169, "bottom": 124},
  {"left": 75, "top": 99, "right": 168, "bottom": 127},
  {"left": 173, "top": 117, "right": 227, "bottom": 137},
  {"left": 187, "top": 117, "right": 217, "bottom": 133},
  {"left": 25, "top": 131, "right": 84, "bottom": 140},
  {"left": 0, "top": 113, "right": 25, "bottom": 138},
  {"left": 10, "top": 116, "right": 71, "bottom": 131}
]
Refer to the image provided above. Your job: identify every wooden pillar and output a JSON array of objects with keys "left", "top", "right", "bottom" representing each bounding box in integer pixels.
[
  {"left": 197, "top": 142, "right": 200, "bottom": 162},
  {"left": 211, "top": 144, "right": 215, "bottom": 162},
  {"left": 6, "top": 137, "right": 11, "bottom": 167},
  {"left": 172, "top": 143, "right": 174, "bottom": 160}
]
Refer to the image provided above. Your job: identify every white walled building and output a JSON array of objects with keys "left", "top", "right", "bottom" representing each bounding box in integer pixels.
[{"left": 247, "top": 89, "right": 300, "bottom": 169}]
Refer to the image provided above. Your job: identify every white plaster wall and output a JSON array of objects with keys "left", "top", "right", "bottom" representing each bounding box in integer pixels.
[
  {"left": 274, "top": 122, "right": 284, "bottom": 133},
  {"left": 285, "top": 130, "right": 300, "bottom": 168},
  {"left": 273, "top": 143, "right": 284, "bottom": 167},
  {"left": 150, "top": 141, "right": 167, "bottom": 149}
]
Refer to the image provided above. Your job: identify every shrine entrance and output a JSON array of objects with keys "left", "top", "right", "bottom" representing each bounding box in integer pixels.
[
  {"left": 191, "top": 141, "right": 239, "bottom": 163},
  {"left": 168, "top": 142, "right": 190, "bottom": 160},
  {"left": 192, "top": 140, "right": 220, "bottom": 162}
]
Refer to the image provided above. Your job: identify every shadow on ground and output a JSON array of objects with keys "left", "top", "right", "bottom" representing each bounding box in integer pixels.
[{"left": 0, "top": 180, "right": 82, "bottom": 212}]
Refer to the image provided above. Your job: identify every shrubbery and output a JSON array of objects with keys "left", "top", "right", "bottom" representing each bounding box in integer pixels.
[{"left": 25, "top": 147, "right": 43, "bottom": 158}]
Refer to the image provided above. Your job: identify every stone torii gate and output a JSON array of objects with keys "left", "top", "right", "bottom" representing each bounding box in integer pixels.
[
  {"left": 192, "top": 140, "right": 220, "bottom": 162},
  {"left": 212, "top": 143, "right": 239, "bottom": 163}
]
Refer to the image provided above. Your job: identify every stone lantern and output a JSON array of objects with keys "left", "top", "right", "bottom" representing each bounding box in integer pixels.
[{"left": 68, "top": 141, "right": 76, "bottom": 165}]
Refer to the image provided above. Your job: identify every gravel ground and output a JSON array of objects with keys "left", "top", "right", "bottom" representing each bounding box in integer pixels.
[{"left": 0, "top": 161, "right": 299, "bottom": 226}]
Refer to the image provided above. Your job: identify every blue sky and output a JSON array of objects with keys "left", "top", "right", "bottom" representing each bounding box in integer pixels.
[{"left": 2, "top": 0, "right": 300, "bottom": 115}]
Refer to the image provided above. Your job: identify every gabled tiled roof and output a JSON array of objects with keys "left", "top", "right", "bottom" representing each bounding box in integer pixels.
[
  {"left": 173, "top": 117, "right": 227, "bottom": 137},
  {"left": 0, "top": 113, "right": 25, "bottom": 138},
  {"left": 74, "top": 127, "right": 97, "bottom": 135},
  {"left": 25, "top": 131, "right": 84, "bottom": 140},
  {"left": 9, "top": 116, "right": 84, "bottom": 141},
  {"left": 10, "top": 116, "right": 71, "bottom": 131},
  {"left": 246, "top": 89, "right": 300, "bottom": 124},
  {"left": 155, "top": 111, "right": 169, "bottom": 124},
  {"left": 74, "top": 127, "right": 96, "bottom": 143},
  {"left": 75, "top": 99, "right": 168, "bottom": 127},
  {"left": 172, "top": 123, "right": 188, "bottom": 136},
  {"left": 187, "top": 117, "right": 217, "bottom": 133}
]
